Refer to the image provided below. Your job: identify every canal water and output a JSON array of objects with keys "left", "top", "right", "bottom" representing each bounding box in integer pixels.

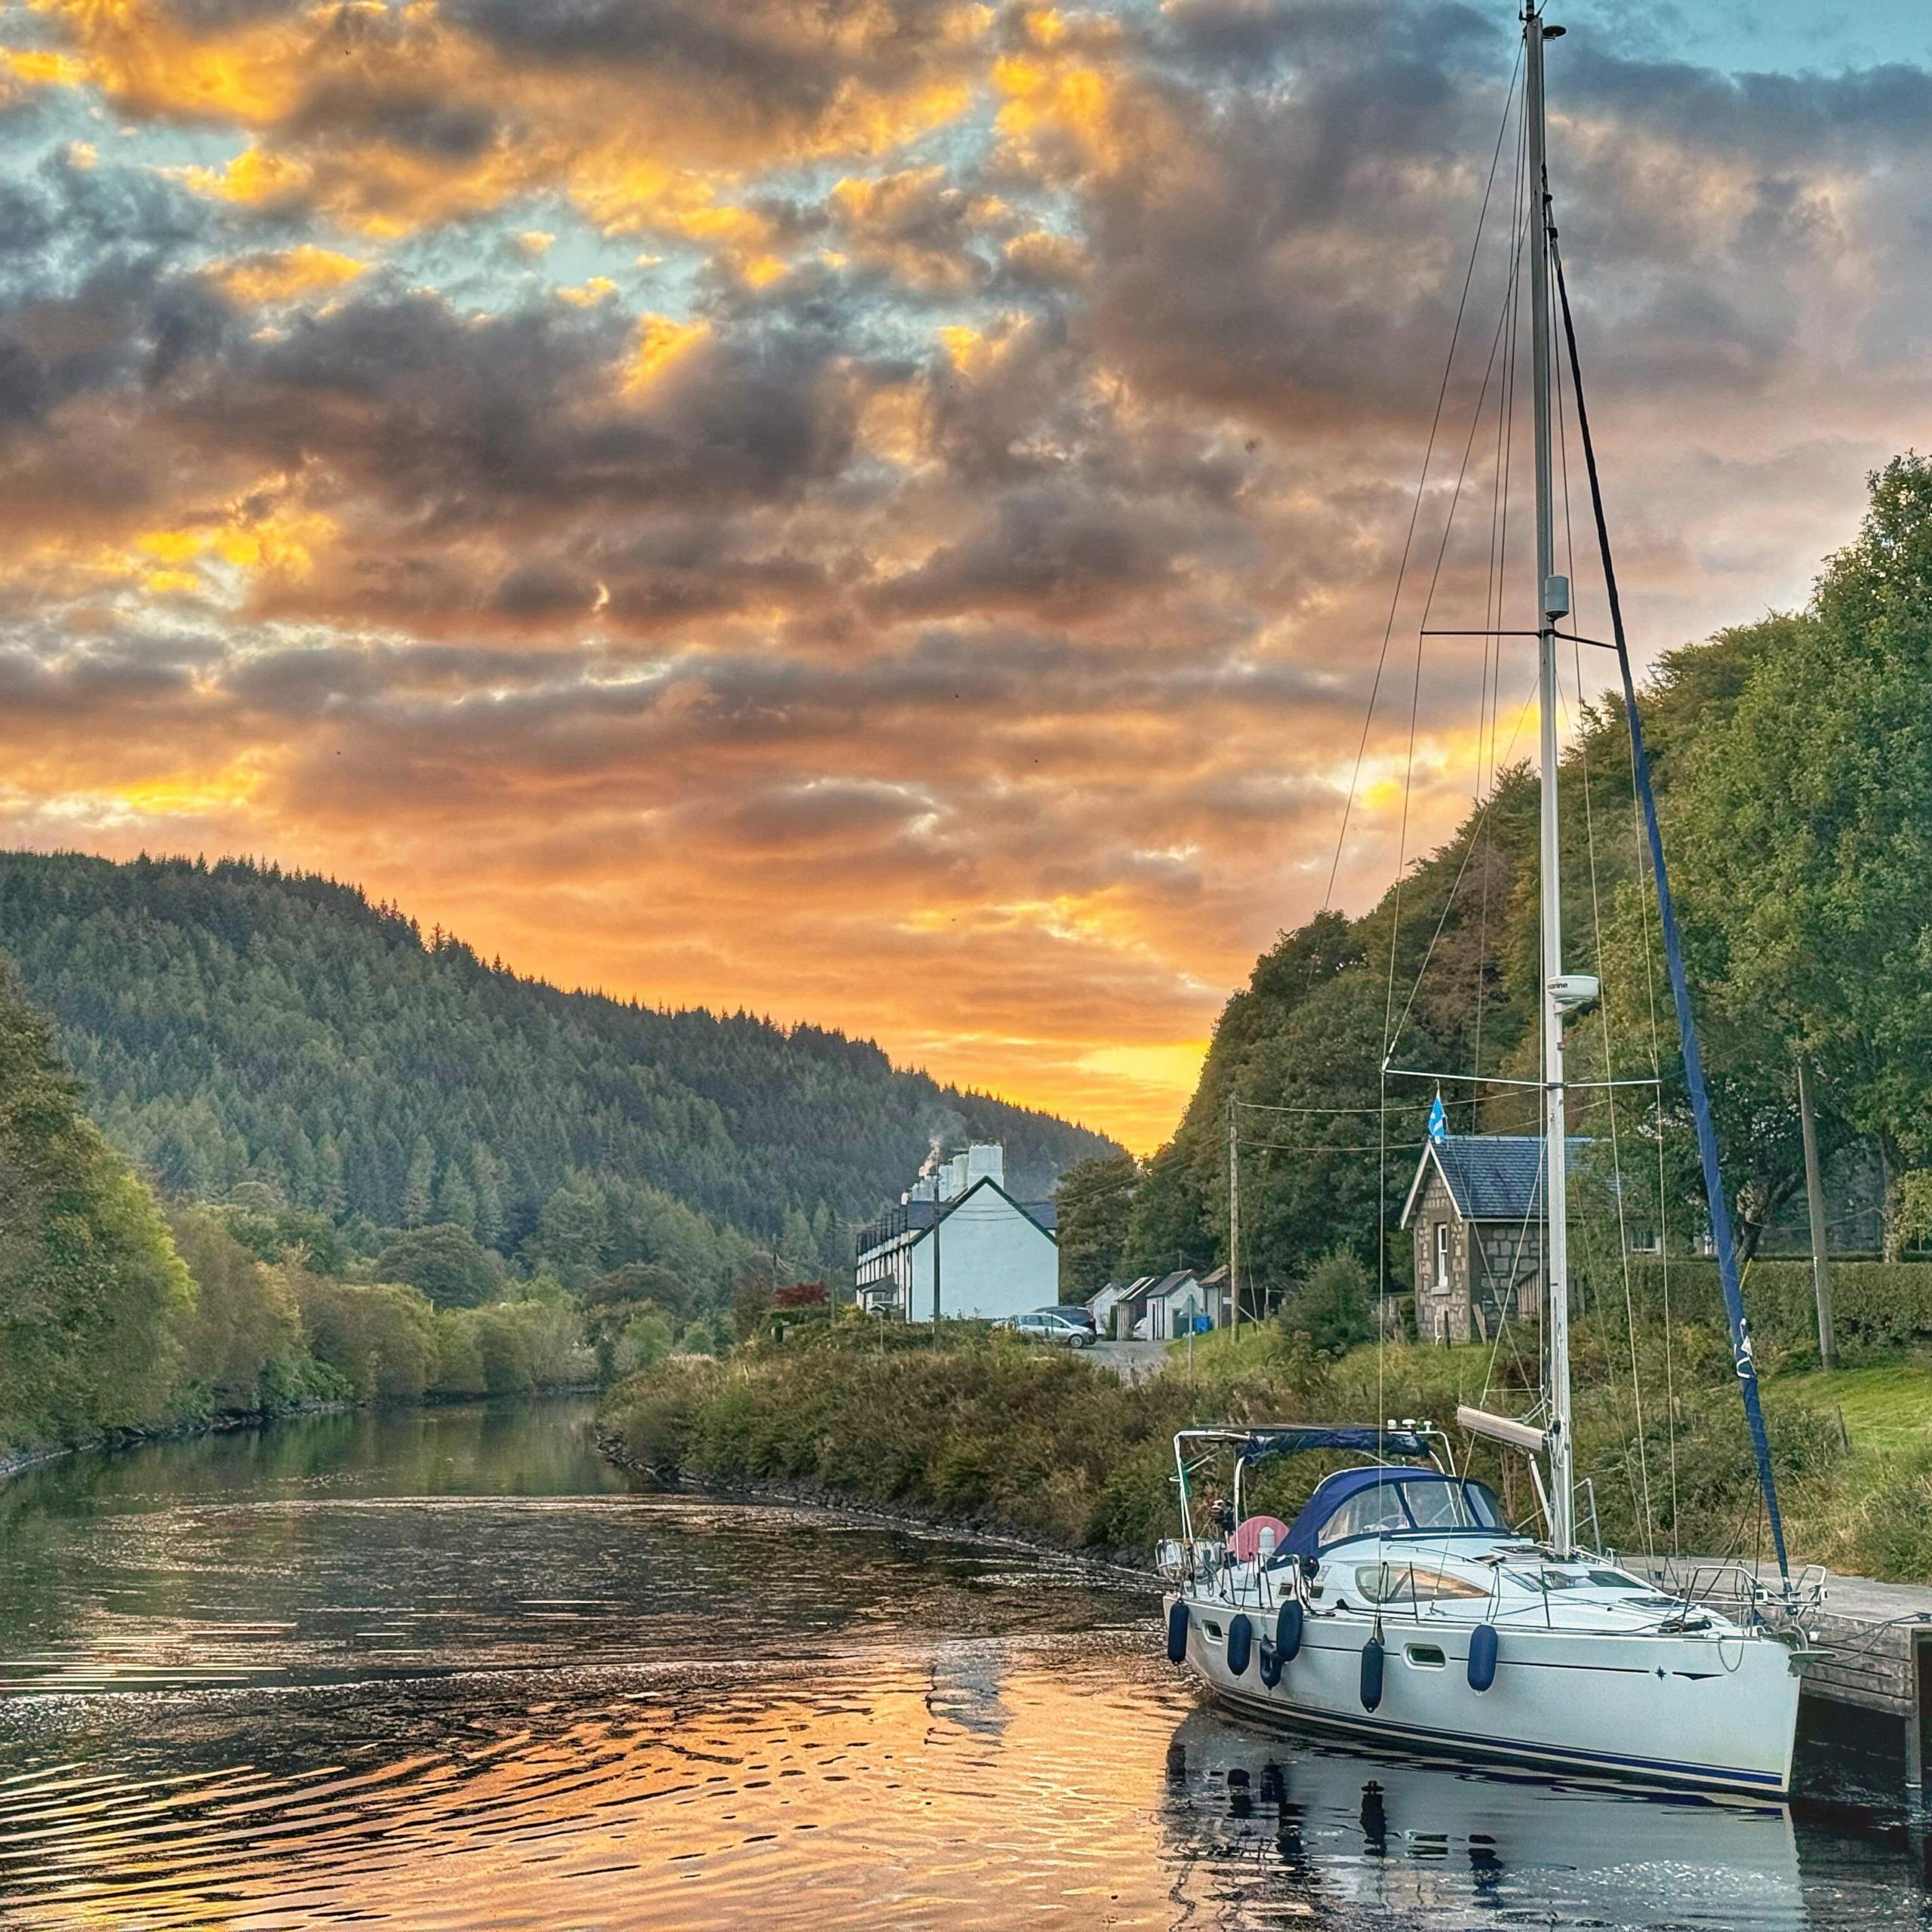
[{"left": 0, "top": 1398, "right": 1924, "bottom": 1930}]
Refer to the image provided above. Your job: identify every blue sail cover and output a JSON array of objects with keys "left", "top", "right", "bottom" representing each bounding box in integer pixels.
[{"left": 1237, "top": 1426, "right": 1435, "bottom": 1465}]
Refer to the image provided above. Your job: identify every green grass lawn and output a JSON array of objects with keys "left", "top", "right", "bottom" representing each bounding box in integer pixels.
[{"left": 1770, "top": 1360, "right": 1932, "bottom": 1460}]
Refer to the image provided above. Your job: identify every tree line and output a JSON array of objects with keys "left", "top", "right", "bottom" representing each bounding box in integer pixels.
[
  {"left": 0, "top": 849, "right": 1115, "bottom": 1294},
  {"left": 0, "top": 850, "right": 1117, "bottom": 1454},
  {"left": 1056, "top": 455, "right": 1932, "bottom": 1306}
]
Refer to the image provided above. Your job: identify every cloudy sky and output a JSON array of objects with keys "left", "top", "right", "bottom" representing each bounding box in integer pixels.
[{"left": 0, "top": 1, "right": 1927, "bottom": 1149}]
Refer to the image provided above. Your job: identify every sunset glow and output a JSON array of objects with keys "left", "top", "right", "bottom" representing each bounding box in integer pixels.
[{"left": 2, "top": 1, "right": 1929, "bottom": 1148}]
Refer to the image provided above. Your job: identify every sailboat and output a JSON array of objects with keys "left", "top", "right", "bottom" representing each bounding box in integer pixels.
[{"left": 1158, "top": 4, "right": 1816, "bottom": 1797}]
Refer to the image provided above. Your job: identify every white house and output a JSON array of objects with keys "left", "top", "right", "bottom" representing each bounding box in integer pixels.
[{"left": 855, "top": 1143, "right": 1059, "bottom": 1322}]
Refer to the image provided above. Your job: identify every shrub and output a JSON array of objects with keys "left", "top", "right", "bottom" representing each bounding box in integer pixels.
[
  {"left": 1623, "top": 1258, "right": 1932, "bottom": 1366},
  {"left": 168, "top": 1205, "right": 305, "bottom": 1415},
  {"left": 290, "top": 1273, "right": 439, "bottom": 1401},
  {"left": 1278, "top": 1248, "right": 1377, "bottom": 1358}
]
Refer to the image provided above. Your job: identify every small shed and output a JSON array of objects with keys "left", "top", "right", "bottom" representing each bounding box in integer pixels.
[
  {"left": 1137, "top": 1269, "right": 1210, "bottom": 1340},
  {"left": 1104, "top": 1275, "right": 1158, "bottom": 1339},
  {"left": 1088, "top": 1278, "right": 1134, "bottom": 1334},
  {"left": 1400, "top": 1135, "right": 1588, "bottom": 1345}
]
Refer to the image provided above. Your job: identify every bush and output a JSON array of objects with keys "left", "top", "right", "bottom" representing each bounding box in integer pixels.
[
  {"left": 289, "top": 1273, "right": 440, "bottom": 1401},
  {"left": 429, "top": 1310, "right": 488, "bottom": 1397},
  {"left": 600, "top": 1324, "right": 1271, "bottom": 1555},
  {"left": 1277, "top": 1248, "right": 1376, "bottom": 1358},
  {"left": 612, "top": 1309, "right": 675, "bottom": 1377},
  {"left": 168, "top": 1205, "right": 305, "bottom": 1415}
]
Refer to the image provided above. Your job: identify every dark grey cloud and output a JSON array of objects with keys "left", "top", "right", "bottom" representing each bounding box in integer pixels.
[
  {"left": 874, "top": 485, "right": 1183, "bottom": 620},
  {"left": 166, "top": 293, "right": 866, "bottom": 525},
  {"left": 446, "top": 0, "right": 965, "bottom": 114},
  {"left": 286, "top": 81, "right": 502, "bottom": 161}
]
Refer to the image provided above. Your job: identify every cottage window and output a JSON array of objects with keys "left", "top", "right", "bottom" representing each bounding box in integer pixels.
[{"left": 1434, "top": 1221, "right": 1449, "bottom": 1289}]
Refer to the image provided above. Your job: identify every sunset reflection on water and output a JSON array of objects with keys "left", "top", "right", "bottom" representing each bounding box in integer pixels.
[{"left": 0, "top": 1402, "right": 1923, "bottom": 1930}]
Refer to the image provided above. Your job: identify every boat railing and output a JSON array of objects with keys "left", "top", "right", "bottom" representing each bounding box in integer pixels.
[{"left": 1636, "top": 1556, "right": 1829, "bottom": 1626}]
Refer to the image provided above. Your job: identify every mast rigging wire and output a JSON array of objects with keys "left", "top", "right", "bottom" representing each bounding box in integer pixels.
[{"left": 1549, "top": 215, "right": 1792, "bottom": 1585}]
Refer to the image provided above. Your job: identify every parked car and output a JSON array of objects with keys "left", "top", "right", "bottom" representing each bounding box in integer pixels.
[
  {"left": 1051, "top": 1304, "right": 1098, "bottom": 1336},
  {"left": 1001, "top": 1309, "right": 1095, "bottom": 1348}
]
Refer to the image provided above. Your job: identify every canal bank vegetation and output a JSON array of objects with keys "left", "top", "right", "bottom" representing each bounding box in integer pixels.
[
  {"left": 601, "top": 1290, "right": 1932, "bottom": 1583},
  {"left": 0, "top": 949, "right": 601, "bottom": 1463}
]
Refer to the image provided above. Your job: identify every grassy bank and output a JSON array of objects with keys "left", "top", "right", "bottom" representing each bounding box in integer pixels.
[{"left": 601, "top": 1319, "right": 1932, "bottom": 1583}]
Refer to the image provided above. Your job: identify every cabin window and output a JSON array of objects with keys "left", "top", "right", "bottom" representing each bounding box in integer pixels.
[
  {"left": 1404, "top": 1481, "right": 1502, "bottom": 1531},
  {"left": 1404, "top": 1644, "right": 1447, "bottom": 1669},
  {"left": 1354, "top": 1564, "right": 1490, "bottom": 1606},
  {"left": 1434, "top": 1222, "right": 1449, "bottom": 1289},
  {"left": 1320, "top": 1487, "right": 1411, "bottom": 1546}
]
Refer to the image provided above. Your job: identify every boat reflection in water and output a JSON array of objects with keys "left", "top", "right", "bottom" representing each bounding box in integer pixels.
[{"left": 1162, "top": 1703, "right": 1807, "bottom": 1931}]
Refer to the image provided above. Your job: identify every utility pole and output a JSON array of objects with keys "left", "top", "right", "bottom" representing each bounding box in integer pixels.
[
  {"left": 1797, "top": 1056, "right": 1836, "bottom": 1371},
  {"left": 1227, "top": 1100, "right": 1243, "bottom": 1328},
  {"left": 931, "top": 1150, "right": 945, "bottom": 1331}
]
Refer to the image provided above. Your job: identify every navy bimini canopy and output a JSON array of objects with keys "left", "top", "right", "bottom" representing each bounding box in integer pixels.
[
  {"left": 1235, "top": 1426, "right": 1435, "bottom": 1465},
  {"left": 1279, "top": 1468, "right": 1504, "bottom": 1560}
]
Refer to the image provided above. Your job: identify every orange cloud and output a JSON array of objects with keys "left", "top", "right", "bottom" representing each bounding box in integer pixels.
[
  {"left": 212, "top": 245, "right": 366, "bottom": 305},
  {"left": 0, "top": 0, "right": 1924, "bottom": 1155}
]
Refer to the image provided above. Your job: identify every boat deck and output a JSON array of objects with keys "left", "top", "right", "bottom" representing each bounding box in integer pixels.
[{"left": 1630, "top": 1558, "right": 1932, "bottom": 1814}]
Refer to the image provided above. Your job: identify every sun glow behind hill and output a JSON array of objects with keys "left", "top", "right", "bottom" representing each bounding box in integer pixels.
[{"left": 0, "top": 2, "right": 1925, "bottom": 1146}]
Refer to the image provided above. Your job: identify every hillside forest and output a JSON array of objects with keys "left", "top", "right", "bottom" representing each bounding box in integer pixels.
[
  {"left": 1054, "top": 455, "right": 1932, "bottom": 1312},
  {"left": 0, "top": 854, "right": 1114, "bottom": 1457}
]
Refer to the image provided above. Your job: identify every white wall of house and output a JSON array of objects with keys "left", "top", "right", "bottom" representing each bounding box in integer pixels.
[
  {"left": 903, "top": 1187, "right": 1057, "bottom": 1322},
  {"left": 1158, "top": 1287, "right": 1206, "bottom": 1340}
]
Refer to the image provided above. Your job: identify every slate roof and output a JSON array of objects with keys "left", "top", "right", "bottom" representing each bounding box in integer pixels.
[
  {"left": 855, "top": 1177, "right": 1058, "bottom": 1257},
  {"left": 1401, "top": 1134, "right": 1593, "bottom": 1226}
]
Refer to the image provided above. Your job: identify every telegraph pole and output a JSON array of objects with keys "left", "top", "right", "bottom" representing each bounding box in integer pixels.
[
  {"left": 1228, "top": 1100, "right": 1243, "bottom": 1327},
  {"left": 1797, "top": 1057, "right": 1836, "bottom": 1371}
]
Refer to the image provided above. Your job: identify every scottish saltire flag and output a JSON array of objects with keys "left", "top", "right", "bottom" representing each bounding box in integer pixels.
[{"left": 1427, "top": 1091, "right": 1447, "bottom": 1142}]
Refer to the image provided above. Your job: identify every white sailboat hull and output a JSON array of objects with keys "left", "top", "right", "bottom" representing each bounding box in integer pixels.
[{"left": 1172, "top": 1589, "right": 1801, "bottom": 1797}]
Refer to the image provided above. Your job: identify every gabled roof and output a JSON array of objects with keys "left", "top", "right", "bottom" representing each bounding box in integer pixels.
[
  {"left": 1400, "top": 1134, "right": 1593, "bottom": 1228},
  {"left": 909, "top": 1174, "right": 1058, "bottom": 1247},
  {"left": 1148, "top": 1269, "right": 1202, "bottom": 1301},
  {"left": 857, "top": 1176, "right": 1060, "bottom": 1258}
]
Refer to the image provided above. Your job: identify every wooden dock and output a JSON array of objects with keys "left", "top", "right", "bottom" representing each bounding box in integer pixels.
[
  {"left": 1791, "top": 1572, "right": 1932, "bottom": 1812},
  {"left": 1631, "top": 1558, "right": 1932, "bottom": 1813}
]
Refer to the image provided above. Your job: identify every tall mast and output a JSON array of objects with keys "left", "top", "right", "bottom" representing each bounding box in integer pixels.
[{"left": 1525, "top": 3, "right": 1575, "bottom": 1552}]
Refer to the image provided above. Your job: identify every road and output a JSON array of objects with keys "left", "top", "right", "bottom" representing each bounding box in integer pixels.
[{"left": 1086, "top": 1339, "right": 1171, "bottom": 1383}]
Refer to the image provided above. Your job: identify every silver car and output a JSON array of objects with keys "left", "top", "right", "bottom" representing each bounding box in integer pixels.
[{"left": 1003, "top": 1309, "right": 1095, "bottom": 1349}]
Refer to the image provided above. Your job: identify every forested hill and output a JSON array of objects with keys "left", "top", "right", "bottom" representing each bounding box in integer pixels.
[
  {"left": 1064, "top": 454, "right": 1932, "bottom": 1300},
  {"left": 0, "top": 852, "right": 1118, "bottom": 1280}
]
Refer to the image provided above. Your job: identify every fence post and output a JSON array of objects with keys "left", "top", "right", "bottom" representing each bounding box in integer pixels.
[{"left": 1797, "top": 1055, "right": 1836, "bottom": 1371}]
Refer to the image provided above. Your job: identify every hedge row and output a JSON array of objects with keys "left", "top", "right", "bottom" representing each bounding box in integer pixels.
[{"left": 1614, "top": 1257, "right": 1932, "bottom": 1365}]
